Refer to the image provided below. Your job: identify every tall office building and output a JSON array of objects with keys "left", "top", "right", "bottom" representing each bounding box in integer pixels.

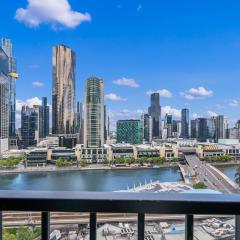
[
  {"left": 75, "top": 101, "right": 84, "bottom": 144},
  {"left": 142, "top": 113, "right": 152, "bottom": 143},
  {"left": 165, "top": 114, "right": 173, "bottom": 138},
  {"left": 1, "top": 38, "right": 17, "bottom": 138},
  {"left": 52, "top": 45, "right": 75, "bottom": 135},
  {"left": 191, "top": 119, "right": 197, "bottom": 139},
  {"left": 196, "top": 118, "right": 208, "bottom": 142},
  {"left": 0, "top": 47, "right": 9, "bottom": 153},
  {"left": 104, "top": 105, "right": 108, "bottom": 142},
  {"left": 216, "top": 115, "right": 224, "bottom": 141},
  {"left": 207, "top": 117, "right": 216, "bottom": 140},
  {"left": 148, "top": 93, "right": 161, "bottom": 138},
  {"left": 117, "top": 120, "right": 143, "bottom": 145},
  {"left": 21, "top": 106, "right": 39, "bottom": 148},
  {"left": 39, "top": 97, "right": 49, "bottom": 138},
  {"left": 84, "top": 77, "right": 104, "bottom": 148},
  {"left": 181, "top": 108, "right": 189, "bottom": 138}
]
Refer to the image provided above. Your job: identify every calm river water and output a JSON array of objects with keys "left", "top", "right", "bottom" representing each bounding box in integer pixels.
[{"left": 0, "top": 166, "right": 238, "bottom": 192}]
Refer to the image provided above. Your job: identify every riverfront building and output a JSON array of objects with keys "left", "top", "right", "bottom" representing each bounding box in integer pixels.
[
  {"left": 52, "top": 45, "right": 75, "bottom": 135},
  {"left": 117, "top": 120, "right": 143, "bottom": 145},
  {"left": 142, "top": 113, "right": 152, "bottom": 143},
  {"left": 84, "top": 77, "right": 104, "bottom": 148}
]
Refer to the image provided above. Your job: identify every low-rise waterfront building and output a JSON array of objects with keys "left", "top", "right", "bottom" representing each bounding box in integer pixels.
[
  {"left": 26, "top": 148, "right": 48, "bottom": 167},
  {"left": 49, "top": 147, "right": 77, "bottom": 163},
  {"left": 107, "top": 144, "right": 134, "bottom": 161}
]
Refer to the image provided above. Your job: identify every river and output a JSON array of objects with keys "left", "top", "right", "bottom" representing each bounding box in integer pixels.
[{"left": 0, "top": 166, "right": 238, "bottom": 192}]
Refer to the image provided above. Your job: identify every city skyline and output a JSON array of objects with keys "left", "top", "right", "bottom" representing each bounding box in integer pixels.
[{"left": 2, "top": 1, "right": 240, "bottom": 129}]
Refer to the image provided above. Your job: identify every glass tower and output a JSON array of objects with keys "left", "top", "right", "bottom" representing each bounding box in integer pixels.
[
  {"left": 1, "top": 38, "right": 17, "bottom": 137},
  {"left": 84, "top": 77, "right": 104, "bottom": 148},
  {"left": 181, "top": 108, "right": 189, "bottom": 138},
  {"left": 52, "top": 45, "right": 75, "bottom": 134},
  {"left": 148, "top": 93, "right": 161, "bottom": 138}
]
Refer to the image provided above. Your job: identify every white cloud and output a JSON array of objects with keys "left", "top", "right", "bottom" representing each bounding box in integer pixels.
[
  {"left": 207, "top": 111, "right": 218, "bottom": 117},
  {"left": 162, "top": 106, "right": 181, "bottom": 118},
  {"left": 105, "top": 93, "right": 127, "bottom": 101},
  {"left": 192, "top": 113, "right": 202, "bottom": 119},
  {"left": 113, "top": 77, "right": 139, "bottom": 88},
  {"left": 147, "top": 89, "right": 173, "bottom": 98},
  {"left": 181, "top": 86, "right": 213, "bottom": 100},
  {"left": 229, "top": 100, "right": 240, "bottom": 107},
  {"left": 16, "top": 97, "right": 42, "bottom": 112},
  {"left": 32, "top": 81, "right": 44, "bottom": 88},
  {"left": 137, "top": 4, "right": 142, "bottom": 11},
  {"left": 15, "top": 0, "right": 91, "bottom": 29}
]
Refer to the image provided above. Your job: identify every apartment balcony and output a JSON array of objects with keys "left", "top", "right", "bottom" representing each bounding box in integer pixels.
[{"left": 0, "top": 191, "right": 240, "bottom": 239}]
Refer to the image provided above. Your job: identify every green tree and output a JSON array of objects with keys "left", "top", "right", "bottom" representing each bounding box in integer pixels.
[
  {"left": 16, "top": 228, "right": 33, "bottom": 240},
  {"left": 193, "top": 182, "right": 207, "bottom": 189},
  {"left": 3, "top": 229, "right": 15, "bottom": 240},
  {"left": 80, "top": 160, "right": 88, "bottom": 167}
]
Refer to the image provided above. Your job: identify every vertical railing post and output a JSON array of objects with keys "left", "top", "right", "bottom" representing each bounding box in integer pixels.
[
  {"left": 138, "top": 213, "right": 145, "bottom": 240},
  {"left": 0, "top": 211, "right": 2, "bottom": 240},
  {"left": 236, "top": 215, "right": 240, "bottom": 239},
  {"left": 90, "top": 213, "right": 97, "bottom": 240},
  {"left": 41, "top": 212, "right": 50, "bottom": 240},
  {"left": 185, "top": 214, "right": 193, "bottom": 240}
]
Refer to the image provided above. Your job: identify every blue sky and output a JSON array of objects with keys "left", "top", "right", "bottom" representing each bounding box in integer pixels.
[{"left": 1, "top": 0, "right": 240, "bottom": 129}]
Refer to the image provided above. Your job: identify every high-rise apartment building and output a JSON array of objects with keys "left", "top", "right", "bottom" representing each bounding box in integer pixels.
[
  {"left": 0, "top": 47, "right": 9, "bottom": 153},
  {"left": 52, "top": 45, "right": 75, "bottom": 135},
  {"left": 165, "top": 114, "right": 173, "bottom": 138},
  {"left": 1, "top": 38, "right": 18, "bottom": 138},
  {"left": 84, "top": 77, "right": 104, "bottom": 148},
  {"left": 39, "top": 97, "right": 49, "bottom": 138},
  {"left": 21, "top": 106, "right": 39, "bottom": 148},
  {"left": 148, "top": 93, "right": 161, "bottom": 138},
  {"left": 181, "top": 108, "right": 189, "bottom": 138},
  {"left": 142, "top": 113, "right": 152, "bottom": 143},
  {"left": 117, "top": 120, "right": 143, "bottom": 145}
]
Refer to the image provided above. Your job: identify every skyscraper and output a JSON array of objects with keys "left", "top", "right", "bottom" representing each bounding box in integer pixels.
[
  {"left": 0, "top": 46, "right": 9, "bottom": 153},
  {"left": 117, "top": 120, "right": 143, "bottom": 144},
  {"left": 1, "top": 38, "right": 17, "bottom": 138},
  {"left": 148, "top": 93, "right": 161, "bottom": 138},
  {"left": 21, "top": 106, "right": 39, "bottom": 148},
  {"left": 216, "top": 115, "right": 224, "bottom": 141},
  {"left": 142, "top": 113, "right": 152, "bottom": 143},
  {"left": 52, "top": 45, "right": 75, "bottom": 135},
  {"left": 165, "top": 114, "right": 173, "bottom": 138},
  {"left": 39, "top": 97, "right": 49, "bottom": 138},
  {"left": 104, "top": 105, "right": 108, "bottom": 142},
  {"left": 181, "top": 108, "right": 189, "bottom": 138},
  {"left": 196, "top": 118, "right": 208, "bottom": 142},
  {"left": 84, "top": 77, "right": 104, "bottom": 148},
  {"left": 75, "top": 101, "right": 84, "bottom": 144}
]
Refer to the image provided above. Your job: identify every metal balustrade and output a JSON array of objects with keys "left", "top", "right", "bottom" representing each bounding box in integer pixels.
[{"left": 0, "top": 191, "right": 240, "bottom": 239}]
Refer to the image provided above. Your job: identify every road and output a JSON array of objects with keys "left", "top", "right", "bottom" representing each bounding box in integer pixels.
[{"left": 185, "top": 154, "right": 239, "bottom": 194}]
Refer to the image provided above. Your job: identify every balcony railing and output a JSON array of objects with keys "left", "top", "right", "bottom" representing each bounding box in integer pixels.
[{"left": 0, "top": 191, "right": 240, "bottom": 239}]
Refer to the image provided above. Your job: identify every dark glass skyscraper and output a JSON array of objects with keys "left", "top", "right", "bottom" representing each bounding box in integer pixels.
[
  {"left": 21, "top": 106, "right": 38, "bottom": 148},
  {"left": 216, "top": 115, "right": 224, "bottom": 141},
  {"left": 142, "top": 113, "right": 152, "bottom": 143},
  {"left": 196, "top": 118, "right": 208, "bottom": 142},
  {"left": 148, "top": 93, "right": 161, "bottom": 138},
  {"left": 181, "top": 108, "right": 189, "bottom": 138},
  {"left": 52, "top": 45, "right": 75, "bottom": 134},
  {"left": 39, "top": 97, "right": 49, "bottom": 138}
]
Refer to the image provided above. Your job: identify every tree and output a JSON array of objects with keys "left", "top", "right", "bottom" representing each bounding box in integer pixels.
[
  {"left": 193, "top": 182, "right": 207, "bottom": 189},
  {"left": 3, "top": 229, "right": 15, "bottom": 240},
  {"left": 16, "top": 227, "right": 33, "bottom": 240},
  {"left": 80, "top": 160, "right": 88, "bottom": 167}
]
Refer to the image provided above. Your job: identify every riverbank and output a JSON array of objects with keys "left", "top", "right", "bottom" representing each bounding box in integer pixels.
[
  {"left": 0, "top": 161, "right": 239, "bottom": 174},
  {"left": 0, "top": 163, "right": 179, "bottom": 174}
]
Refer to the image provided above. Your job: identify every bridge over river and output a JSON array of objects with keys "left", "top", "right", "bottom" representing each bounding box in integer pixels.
[{"left": 179, "top": 154, "right": 240, "bottom": 194}]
